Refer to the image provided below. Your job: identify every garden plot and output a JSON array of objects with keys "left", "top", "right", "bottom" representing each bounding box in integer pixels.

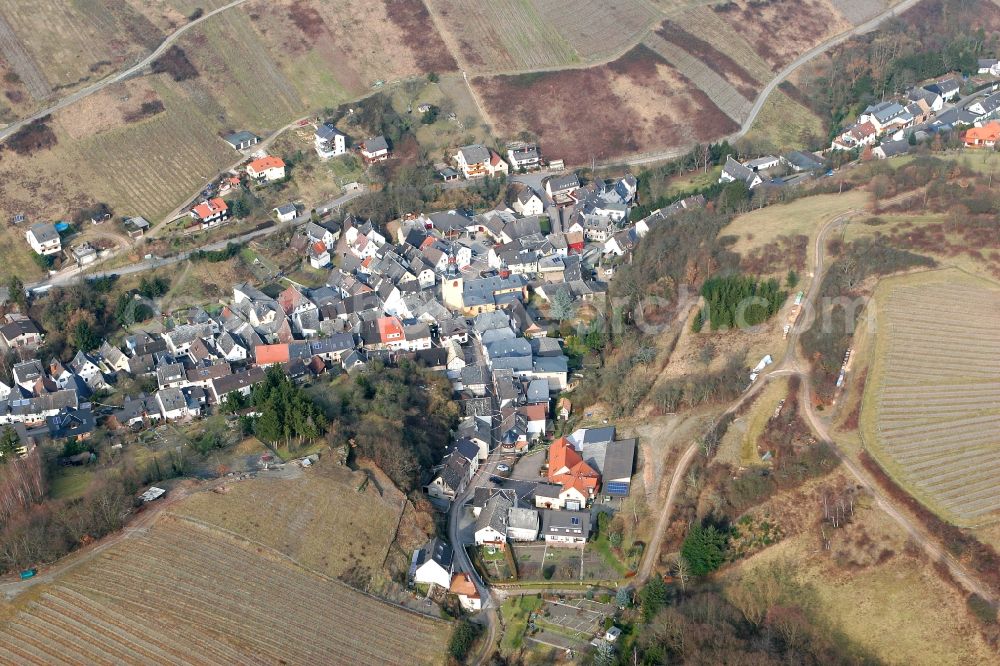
[
  {"left": 862, "top": 273, "right": 1000, "bottom": 523},
  {"left": 511, "top": 542, "right": 548, "bottom": 580},
  {"left": 540, "top": 598, "right": 612, "bottom": 636}
]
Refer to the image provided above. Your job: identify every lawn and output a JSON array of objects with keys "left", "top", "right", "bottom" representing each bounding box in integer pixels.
[
  {"left": 500, "top": 594, "right": 544, "bottom": 654},
  {"left": 49, "top": 466, "right": 94, "bottom": 500}
]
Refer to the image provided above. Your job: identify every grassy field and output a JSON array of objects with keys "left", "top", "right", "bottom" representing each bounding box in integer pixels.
[
  {"left": 743, "top": 89, "right": 826, "bottom": 153},
  {"left": 723, "top": 190, "right": 868, "bottom": 271},
  {"left": 0, "top": 516, "right": 450, "bottom": 664},
  {"left": 859, "top": 269, "right": 1000, "bottom": 524},
  {"left": 730, "top": 500, "right": 995, "bottom": 665}
]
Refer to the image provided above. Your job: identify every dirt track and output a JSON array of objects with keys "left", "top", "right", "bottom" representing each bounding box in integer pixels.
[{"left": 633, "top": 203, "right": 999, "bottom": 604}]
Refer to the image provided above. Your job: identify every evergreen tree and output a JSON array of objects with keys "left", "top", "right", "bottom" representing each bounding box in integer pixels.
[
  {"left": 681, "top": 523, "right": 729, "bottom": 576},
  {"left": 640, "top": 576, "right": 668, "bottom": 621}
]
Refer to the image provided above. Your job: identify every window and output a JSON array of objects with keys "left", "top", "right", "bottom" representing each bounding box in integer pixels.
[{"left": 570, "top": 517, "right": 579, "bottom": 525}]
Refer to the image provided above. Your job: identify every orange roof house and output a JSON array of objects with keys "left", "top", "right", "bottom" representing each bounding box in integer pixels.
[
  {"left": 254, "top": 343, "right": 290, "bottom": 366},
  {"left": 247, "top": 155, "right": 285, "bottom": 173},
  {"left": 547, "top": 437, "right": 599, "bottom": 496},
  {"left": 377, "top": 316, "right": 405, "bottom": 343},
  {"left": 246, "top": 155, "right": 287, "bottom": 182},
  {"left": 191, "top": 197, "right": 228, "bottom": 221},
  {"left": 450, "top": 572, "right": 478, "bottom": 597},
  {"left": 964, "top": 121, "right": 1000, "bottom": 147}
]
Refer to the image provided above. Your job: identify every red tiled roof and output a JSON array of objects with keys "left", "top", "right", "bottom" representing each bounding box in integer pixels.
[
  {"left": 548, "top": 437, "right": 599, "bottom": 495},
  {"left": 519, "top": 403, "right": 548, "bottom": 422},
  {"left": 192, "top": 197, "right": 227, "bottom": 220},
  {"left": 255, "top": 344, "right": 289, "bottom": 365},
  {"left": 377, "top": 316, "right": 404, "bottom": 343},
  {"left": 248, "top": 155, "right": 285, "bottom": 173}
]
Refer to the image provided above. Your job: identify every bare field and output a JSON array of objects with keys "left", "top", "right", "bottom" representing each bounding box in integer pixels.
[
  {"left": 474, "top": 45, "right": 738, "bottom": 165},
  {"left": 171, "top": 461, "right": 425, "bottom": 581},
  {"left": 861, "top": 271, "right": 1000, "bottom": 523},
  {"left": 710, "top": 0, "right": 852, "bottom": 70},
  {"left": 0, "top": 517, "right": 450, "bottom": 665}
]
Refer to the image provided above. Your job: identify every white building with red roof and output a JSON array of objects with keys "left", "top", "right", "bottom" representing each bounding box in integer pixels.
[
  {"left": 189, "top": 198, "right": 229, "bottom": 228},
  {"left": 246, "top": 155, "right": 286, "bottom": 182}
]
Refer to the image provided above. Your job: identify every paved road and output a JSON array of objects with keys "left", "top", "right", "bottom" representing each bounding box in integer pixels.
[
  {"left": 447, "top": 447, "right": 502, "bottom": 664},
  {"left": 149, "top": 115, "right": 311, "bottom": 237},
  {"left": 600, "top": 0, "right": 929, "bottom": 168},
  {"left": 0, "top": 0, "right": 251, "bottom": 142},
  {"left": 26, "top": 186, "right": 365, "bottom": 291}
]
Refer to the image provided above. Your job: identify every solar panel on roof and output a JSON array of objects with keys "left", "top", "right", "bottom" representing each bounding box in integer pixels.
[{"left": 606, "top": 481, "right": 630, "bottom": 495}]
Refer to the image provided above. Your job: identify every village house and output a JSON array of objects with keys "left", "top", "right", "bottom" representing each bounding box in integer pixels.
[
  {"left": 547, "top": 437, "right": 599, "bottom": 508},
  {"left": 26, "top": 222, "right": 61, "bottom": 256},
  {"left": 540, "top": 509, "right": 591, "bottom": 547},
  {"left": 0, "top": 315, "right": 43, "bottom": 352},
  {"left": 507, "top": 144, "right": 541, "bottom": 171},
  {"left": 450, "top": 573, "right": 481, "bottom": 611},
  {"left": 965, "top": 121, "right": 1000, "bottom": 147},
  {"left": 474, "top": 490, "right": 514, "bottom": 546},
  {"left": 925, "top": 77, "right": 960, "bottom": 102},
  {"left": 454, "top": 144, "right": 508, "bottom": 179},
  {"left": 308, "top": 242, "right": 331, "bottom": 269},
  {"left": 831, "top": 121, "right": 878, "bottom": 151},
  {"left": 719, "top": 155, "right": 764, "bottom": 189},
  {"left": 426, "top": 449, "right": 472, "bottom": 502},
  {"left": 979, "top": 58, "right": 1000, "bottom": 77},
  {"left": 410, "top": 538, "right": 453, "bottom": 590},
  {"left": 246, "top": 155, "right": 286, "bottom": 183},
  {"left": 189, "top": 198, "right": 229, "bottom": 228},
  {"left": 314, "top": 123, "right": 346, "bottom": 159},
  {"left": 512, "top": 187, "right": 544, "bottom": 216},
  {"left": 507, "top": 507, "right": 540, "bottom": 542},
  {"left": 273, "top": 203, "right": 298, "bottom": 223},
  {"left": 546, "top": 173, "right": 580, "bottom": 204},
  {"left": 360, "top": 136, "right": 390, "bottom": 163}
]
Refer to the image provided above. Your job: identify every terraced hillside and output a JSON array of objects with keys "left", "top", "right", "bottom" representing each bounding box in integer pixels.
[
  {"left": 0, "top": 516, "right": 450, "bottom": 665},
  {"left": 862, "top": 272, "right": 1000, "bottom": 524},
  {"left": 0, "top": 0, "right": 930, "bottom": 280}
]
